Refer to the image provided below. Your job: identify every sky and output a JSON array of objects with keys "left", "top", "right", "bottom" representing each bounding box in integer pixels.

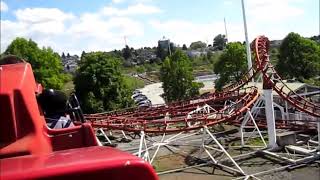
[{"left": 0, "top": 0, "right": 319, "bottom": 55}]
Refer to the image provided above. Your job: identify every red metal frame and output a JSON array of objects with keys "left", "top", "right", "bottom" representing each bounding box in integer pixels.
[
  {"left": 1, "top": 146, "right": 158, "bottom": 180},
  {"left": 0, "top": 63, "right": 158, "bottom": 180}
]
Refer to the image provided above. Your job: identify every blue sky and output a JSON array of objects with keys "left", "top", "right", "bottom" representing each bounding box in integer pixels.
[{"left": 1, "top": 0, "right": 319, "bottom": 55}]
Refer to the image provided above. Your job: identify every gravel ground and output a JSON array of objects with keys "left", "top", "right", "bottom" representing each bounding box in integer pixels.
[
  {"left": 159, "top": 164, "right": 320, "bottom": 180},
  {"left": 107, "top": 128, "right": 320, "bottom": 180}
]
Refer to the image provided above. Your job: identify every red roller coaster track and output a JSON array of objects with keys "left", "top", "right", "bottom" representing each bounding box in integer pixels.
[{"left": 85, "top": 36, "right": 319, "bottom": 133}]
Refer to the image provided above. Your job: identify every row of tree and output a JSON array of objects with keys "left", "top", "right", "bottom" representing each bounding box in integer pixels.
[
  {"left": 121, "top": 34, "right": 228, "bottom": 66},
  {"left": 213, "top": 32, "right": 320, "bottom": 90},
  {"left": 187, "top": 34, "right": 227, "bottom": 50},
  {"left": 74, "top": 52, "right": 134, "bottom": 113},
  {"left": 160, "top": 50, "right": 203, "bottom": 102},
  {"left": 2, "top": 38, "right": 70, "bottom": 89},
  {"left": 1, "top": 32, "right": 318, "bottom": 114},
  {"left": 0, "top": 37, "right": 135, "bottom": 113},
  {"left": 276, "top": 33, "right": 320, "bottom": 80}
]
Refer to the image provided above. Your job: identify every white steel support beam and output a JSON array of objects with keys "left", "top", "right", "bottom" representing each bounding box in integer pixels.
[
  {"left": 204, "top": 126, "right": 246, "bottom": 175},
  {"left": 263, "top": 89, "right": 277, "bottom": 149},
  {"left": 240, "top": 101, "right": 267, "bottom": 148},
  {"left": 137, "top": 131, "right": 152, "bottom": 162},
  {"left": 98, "top": 128, "right": 112, "bottom": 145},
  {"left": 198, "top": 128, "right": 206, "bottom": 159},
  {"left": 150, "top": 133, "right": 166, "bottom": 163}
]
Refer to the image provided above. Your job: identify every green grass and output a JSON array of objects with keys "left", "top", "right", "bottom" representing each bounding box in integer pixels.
[
  {"left": 232, "top": 136, "right": 269, "bottom": 147},
  {"left": 246, "top": 137, "right": 268, "bottom": 146},
  {"left": 121, "top": 66, "right": 138, "bottom": 74},
  {"left": 121, "top": 63, "right": 162, "bottom": 75},
  {"left": 61, "top": 79, "right": 75, "bottom": 97},
  {"left": 123, "top": 75, "right": 145, "bottom": 90}
]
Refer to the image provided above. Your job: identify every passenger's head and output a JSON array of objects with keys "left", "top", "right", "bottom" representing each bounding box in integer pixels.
[
  {"left": 0, "top": 55, "right": 25, "bottom": 65},
  {"left": 37, "top": 89, "right": 68, "bottom": 117}
]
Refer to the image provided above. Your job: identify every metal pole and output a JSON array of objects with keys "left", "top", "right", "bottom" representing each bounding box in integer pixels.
[
  {"left": 241, "top": 0, "right": 254, "bottom": 82},
  {"left": 224, "top": 17, "right": 229, "bottom": 43}
]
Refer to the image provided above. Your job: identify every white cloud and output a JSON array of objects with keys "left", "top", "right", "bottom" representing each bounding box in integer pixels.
[
  {"left": 112, "top": 0, "right": 125, "bottom": 4},
  {"left": 1, "top": 8, "right": 77, "bottom": 53},
  {"left": 235, "top": 0, "right": 310, "bottom": 41},
  {"left": 224, "top": 1, "right": 233, "bottom": 6},
  {"left": 1, "top": 1, "right": 315, "bottom": 55},
  {"left": 15, "top": 8, "right": 75, "bottom": 23},
  {"left": 111, "top": 0, "right": 153, "bottom": 4},
  {"left": 101, "top": 3, "right": 162, "bottom": 16},
  {"left": 0, "top": 1, "right": 8, "bottom": 12},
  {"left": 67, "top": 14, "right": 143, "bottom": 40},
  {"left": 149, "top": 20, "right": 245, "bottom": 46},
  {"left": 246, "top": 0, "right": 304, "bottom": 22},
  {"left": 1, "top": 4, "right": 148, "bottom": 54}
]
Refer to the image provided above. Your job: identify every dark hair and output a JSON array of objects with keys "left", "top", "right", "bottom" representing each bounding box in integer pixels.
[{"left": 0, "top": 55, "right": 25, "bottom": 65}]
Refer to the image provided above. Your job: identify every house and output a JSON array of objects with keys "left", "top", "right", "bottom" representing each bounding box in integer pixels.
[
  {"left": 187, "top": 50, "right": 207, "bottom": 58},
  {"left": 61, "top": 53, "right": 80, "bottom": 73}
]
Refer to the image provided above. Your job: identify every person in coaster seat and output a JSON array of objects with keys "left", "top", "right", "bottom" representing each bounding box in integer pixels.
[{"left": 37, "top": 89, "right": 75, "bottom": 129}]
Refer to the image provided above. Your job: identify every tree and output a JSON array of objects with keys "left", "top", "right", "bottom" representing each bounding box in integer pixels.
[
  {"left": 207, "top": 50, "right": 213, "bottom": 60},
  {"left": 122, "top": 45, "right": 132, "bottom": 60},
  {"left": 74, "top": 52, "right": 134, "bottom": 113},
  {"left": 62, "top": 52, "right": 66, "bottom": 59},
  {"left": 214, "top": 42, "right": 247, "bottom": 91},
  {"left": 276, "top": 32, "right": 320, "bottom": 80},
  {"left": 169, "top": 42, "right": 176, "bottom": 54},
  {"left": 213, "top": 34, "right": 227, "bottom": 51},
  {"left": 160, "top": 49, "right": 203, "bottom": 102},
  {"left": 182, "top": 44, "right": 188, "bottom": 50},
  {"left": 81, "top": 51, "right": 86, "bottom": 59},
  {"left": 310, "top": 35, "right": 320, "bottom": 43},
  {"left": 190, "top": 41, "right": 207, "bottom": 50},
  {"left": 4, "top": 37, "right": 67, "bottom": 89}
]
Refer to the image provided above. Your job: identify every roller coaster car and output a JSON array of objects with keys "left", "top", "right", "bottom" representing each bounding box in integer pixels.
[{"left": 0, "top": 63, "right": 158, "bottom": 180}]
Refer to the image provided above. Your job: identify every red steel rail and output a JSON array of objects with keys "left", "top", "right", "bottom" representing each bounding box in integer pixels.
[
  {"left": 89, "top": 87, "right": 259, "bottom": 133},
  {"left": 252, "top": 36, "right": 320, "bottom": 117},
  {"left": 85, "top": 36, "right": 319, "bottom": 133}
]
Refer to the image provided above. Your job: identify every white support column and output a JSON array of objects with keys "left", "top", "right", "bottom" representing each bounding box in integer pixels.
[{"left": 263, "top": 89, "right": 277, "bottom": 148}]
